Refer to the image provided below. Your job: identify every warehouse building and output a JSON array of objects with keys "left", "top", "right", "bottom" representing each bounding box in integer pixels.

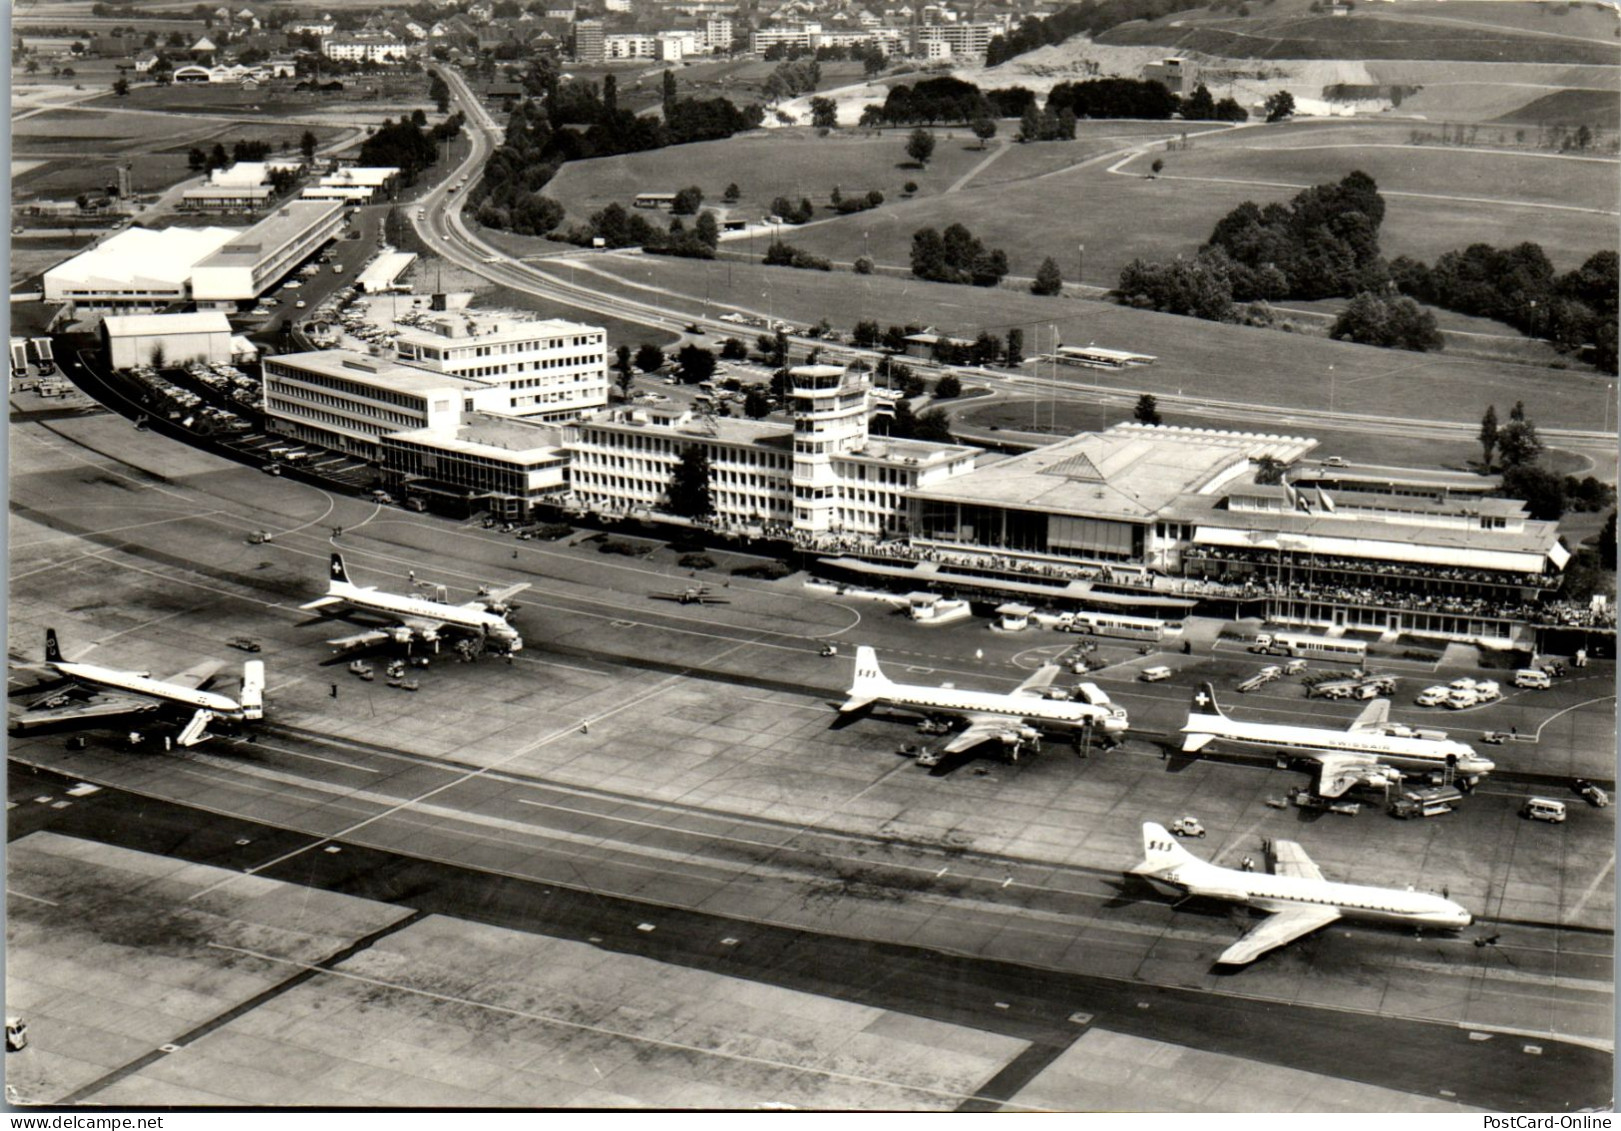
[
  {"left": 100, "top": 311, "right": 233, "bottom": 369},
  {"left": 43, "top": 226, "right": 239, "bottom": 311},
  {"left": 189, "top": 200, "right": 347, "bottom": 306}
]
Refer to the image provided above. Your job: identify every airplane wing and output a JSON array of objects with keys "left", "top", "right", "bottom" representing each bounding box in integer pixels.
[
  {"left": 1182, "top": 733, "right": 1215, "bottom": 754},
  {"left": 326, "top": 628, "right": 395, "bottom": 650},
  {"left": 1217, "top": 905, "right": 1341, "bottom": 966},
  {"left": 1268, "top": 839, "right": 1325, "bottom": 882},
  {"left": 941, "top": 713, "right": 1020, "bottom": 754},
  {"left": 1349, "top": 698, "right": 1391, "bottom": 733},
  {"left": 10, "top": 690, "right": 161, "bottom": 730},
  {"left": 160, "top": 660, "right": 223, "bottom": 690},
  {"left": 1012, "top": 664, "right": 1063, "bottom": 698},
  {"left": 300, "top": 596, "right": 347, "bottom": 611},
  {"left": 1315, "top": 753, "right": 1387, "bottom": 798},
  {"left": 468, "top": 581, "right": 530, "bottom": 610}
]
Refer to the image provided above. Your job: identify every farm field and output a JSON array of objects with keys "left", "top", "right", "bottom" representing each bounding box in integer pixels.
[
  {"left": 1498, "top": 88, "right": 1621, "bottom": 130},
  {"left": 85, "top": 79, "right": 434, "bottom": 119},
  {"left": 774, "top": 120, "right": 1617, "bottom": 284},
  {"left": 563, "top": 253, "right": 1615, "bottom": 432}
]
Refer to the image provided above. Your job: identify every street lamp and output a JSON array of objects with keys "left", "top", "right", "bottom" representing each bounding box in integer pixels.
[{"left": 1077, "top": 243, "right": 1084, "bottom": 287}]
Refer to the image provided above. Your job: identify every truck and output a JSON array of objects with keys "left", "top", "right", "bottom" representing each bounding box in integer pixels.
[{"left": 1390, "top": 784, "right": 1463, "bottom": 819}]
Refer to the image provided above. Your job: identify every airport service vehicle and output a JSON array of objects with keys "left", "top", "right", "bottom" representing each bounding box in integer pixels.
[
  {"left": 1321, "top": 456, "right": 1349, "bottom": 468},
  {"left": 1062, "top": 611, "right": 1174, "bottom": 642},
  {"left": 1522, "top": 798, "right": 1567, "bottom": 823},
  {"left": 1283, "top": 659, "right": 1308, "bottom": 675},
  {"left": 1390, "top": 784, "right": 1463, "bottom": 819},
  {"left": 1140, "top": 666, "right": 1173, "bottom": 683},
  {"left": 1169, "top": 816, "right": 1205, "bottom": 838},
  {"left": 1237, "top": 666, "right": 1282, "bottom": 693},
  {"left": 227, "top": 637, "right": 261, "bottom": 653},
  {"left": 333, "top": 264, "right": 343, "bottom": 274},
  {"left": 1249, "top": 632, "right": 1367, "bottom": 665},
  {"left": 9, "top": 629, "right": 263, "bottom": 747},
  {"left": 1515, "top": 669, "right": 1552, "bottom": 690},
  {"left": 1575, "top": 780, "right": 1609, "bottom": 808},
  {"left": 1180, "top": 682, "right": 1494, "bottom": 797},
  {"left": 1133, "top": 822, "right": 1472, "bottom": 965},
  {"left": 841, "top": 646, "right": 1129, "bottom": 757},
  {"left": 301, "top": 553, "right": 529, "bottom": 653}
]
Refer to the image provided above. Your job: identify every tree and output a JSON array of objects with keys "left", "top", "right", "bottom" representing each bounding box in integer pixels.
[
  {"left": 1005, "top": 328, "right": 1024, "bottom": 367},
  {"left": 1602, "top": 511, "right": 1617, "bottom": 572},
  {"left": 634, "top": 343, "right": 665, "bottom": 373},
  {"left": 113, "top": 77, "right": 130, "bottom": 96},
  {"left": 300, "top": 130, "right": 318, "bottom": 162},
  {"left": 905, "top": 128, "right": 935, "bottom": 167},
  {"left": 971, "top": 117, "right": 996, "bottom": 149},
  {"left": 1254, "top": 456, "right": 1285, "bottom": 485},
  {"left": 1479, "top": 404, "right": 1499, "bottom": 470},
  {"left": 661, "top": 68, "right": 677, "bottom": 112},
  {"left": 693, "top": 211, "right": 719, "bottom": 249},
  {"left": 914, "top": 407, "right": 953, "bottom": 442},
  {"left": 723, "top": 182, "right": 740, "bottom": 203},
  {"left": 852, "top": 320, "right": 881, "bottom": 348},
  {"left": 1510, "top": 400, "right": 1526, "bottom": 422},
  {"left": 615, "top": 344, "right": 635, "bottom": 399},
  {"left": 1496, "top": 418, "right": 1544, "bottom": 468},
  {"left": 1502, "top": 464, "right": 1565, "bottom": 521},
  {"left": 1150, "top": 157, "right": 1164, "bottom": 177},
  {"left": 1182, "top": 83, "right": 1216, "bottom": 121},
  {"left": 1134, "top": 394, "right": 1163, "bottom": 425},
  {"left": 935, "top": 373, "right": 962, "bottom": 398},
  {"left": 853, "top": 256, "right": 874, "bottom": 275},
  {"left": 720, "top": 337, "right": 748, "bottom": 361},
  {"left": 677, "top": 344, "right": 716, "bottom": 384},
  {"left": 671, "top": 185, "right": 703, "bottom": 215},
  {"left": 187, "top": 147, "right": 207, "bottom": 170},
  {"left": 809, "top": 96, "right": 837, "bottom": 129},
  {"left": 1265, "top": 90, "right": 1295, "bottom": 122},
  {"left": 1329, "top": 292, "right": 1443, "bottom": 352},
  {"left": 1032, "top": 257, "right": 1063, "bottom": 296},
  {"left": 742, "top": 385, "right": 773, "bottom": 419},
  {"left": 411, "top": 108, "right": 428, "bottom": 128},
  {"left": 429, "top": 71, "right": 450, "bottom": 113},
  {"left": 666, "top": 444, "right": 713, "bottom": 519},
  {"left": 602, "top": 73, "right": 617, "bottom": 114}
]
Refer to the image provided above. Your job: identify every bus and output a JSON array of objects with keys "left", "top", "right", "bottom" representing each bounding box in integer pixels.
[
  {"left": 1062, "top": 611, "right": 1177, "bottom": 642},
  {"left": 1252, "top": 632, "right": 1367, "bottom": 665}
]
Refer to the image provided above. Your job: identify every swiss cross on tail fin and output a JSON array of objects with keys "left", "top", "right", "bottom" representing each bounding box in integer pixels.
[
  {"left": 330, "top": 553, "right": 350, "bottom": 584},
  {"left": 1190, "top": 683, "right": 1225, "bottom": 717},
  {"left": 45, "top": 629, "right": 62, "bottom": 664}
]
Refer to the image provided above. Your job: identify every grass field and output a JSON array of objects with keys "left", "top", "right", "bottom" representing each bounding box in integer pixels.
[
  {"left": 1498, "top": 88, "right": 1621, "bottom": 130},
  {"left": 543, "top": 128, "right": 1000, "bottom": 227},
  {"left": 769, "top": 118, "right": 1617, "bottom": 283},
  {"left": 566, "top": 253, "right": 1615, "bottom": 432}
]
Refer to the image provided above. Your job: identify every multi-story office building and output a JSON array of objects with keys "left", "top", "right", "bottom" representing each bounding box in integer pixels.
[
  {"left": 574, "top": 19, "right": 605, "bottom": 61},
  {"left": 321, "top": 32, "right": 412, "bottom": 61},
  {"left": 391, "top": 312, "right": 609, "bottom": 423},
  {"left": 565, "top": 364, "right": 979, "bottom": 537},
  {"left": 381, "top": 413, "right": 570, "bottom": 518}
]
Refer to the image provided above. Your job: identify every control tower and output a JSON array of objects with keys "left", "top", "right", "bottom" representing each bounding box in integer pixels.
[{"left": 789, "top": 363, "right": 868, "bottom": 534}]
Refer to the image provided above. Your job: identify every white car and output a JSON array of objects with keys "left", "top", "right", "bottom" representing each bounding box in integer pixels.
[
  {"left": 1474, "top": 680, "right": 1501, "bottom": 702},
  {"left": 1449, "top": 677, "right": 1478, "bottom": 691},
  {"left": 1140, "top": 666, "right": 1173, "bottom": 682},
  {"left": 283, "top": 280, "right": 302, "bottom": 290},
  {"left": 1445, "top": 688, "right": 1479, "bottom": 710},
  {"left": 1415, "top": 686, "right": 1450, "bottom": 707}
]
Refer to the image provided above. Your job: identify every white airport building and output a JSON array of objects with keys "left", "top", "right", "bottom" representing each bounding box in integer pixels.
[
  {"left": 391, "top": 312, "right": 609, "bottom": 423},
  {"left": 100, "top": 311, "right": 234, "bottom": 369},
  {"left": 263, "top": 349, "right": 510, "bottom": 459},
  {"left": 190, "top": 200, "right": 348, "bottom": 306},
  {"left": 302, "top": 167, "right": 400, "bottom": 204},
  {"left": 380, "top": 414, "right": 571, "bottom": 518},
  {"left": 43, "top": 226, "right": 239, "bottom": 312},
  {"left": 321, "top": 32, "right": 412, "bottom": 61},
  {"left": 44, "top": 201, "right": 346, "bottom": 311},
  {"left": 566, "top": 364, "right": 980, "bottom": 537}
]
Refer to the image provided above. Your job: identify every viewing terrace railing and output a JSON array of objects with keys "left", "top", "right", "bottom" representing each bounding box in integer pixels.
[{"left": 1183, "top": 545, "right": 1560, "bottom": 591}]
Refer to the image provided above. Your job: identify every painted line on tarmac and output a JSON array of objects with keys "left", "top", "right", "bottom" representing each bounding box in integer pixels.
[
  {"left": 1570, "top": 852, "right": 1616, "bottom": 922},
  {"left": 7, "top": 888, "right": 59, "bottom": 907},
  {"left": 232, "top": 738, "right": 382, "bottom": 775},
  {"left": 737, "top": 696, "right": 832, "bottom": 711},
  {"left": 10, "top": 509, "right": 225, "bottom": 556},
  {"left": 1533, "top": 695, "right": 1617, "bottom": 740}
]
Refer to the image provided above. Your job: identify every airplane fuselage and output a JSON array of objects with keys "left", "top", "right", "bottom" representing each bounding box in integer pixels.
[
  {"left": 50, "top": 660, "right": 245, "bottom": 715},
  {"left": 875, "top": 683, "right": 1129, "bottom": 734},
  {"left": 331, "top": 582, "right": 516, "bottom": 640},
  {"left": 1184, "top": 717, "right": 1493, "bottom": 778},
  {"left": 1146, "top": 860, "right": 1472, "bottom": 930}
]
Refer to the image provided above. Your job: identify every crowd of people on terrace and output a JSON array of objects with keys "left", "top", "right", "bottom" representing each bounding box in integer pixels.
[{"left": 1183, "top": 545, "right": 1558, "bottom": 590}]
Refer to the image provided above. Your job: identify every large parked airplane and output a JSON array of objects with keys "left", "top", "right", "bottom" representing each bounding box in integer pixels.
[
  {"left": 840, "top": 646, "right": 1129, "bottom": 756},
  {"left": 301, "top": 553, "right": 528, "bottom": 653},
  {"left": 9, "top": 628, "right": 264, "bottom": 747},
  {"left": 1179, "top": 682, "right": 1494, "bottom": 796},
  {"left": 1131, "top": 821, "right": 1473, "bottom": 966}
]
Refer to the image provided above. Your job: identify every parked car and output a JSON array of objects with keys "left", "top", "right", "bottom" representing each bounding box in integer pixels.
[
  {"left": 1574, "top": 779, "right": 1610, "bottom": 808},
  {"left": 1415, "top": 686, "right": 1450, "bottom": 707},
  {"left": 1140, "top": 666, "right": 1173, "bottom": 682},
  {"left": 1522, "top": 798, "right": 1567, "bottom": 823},
  {"left": 1444, "top": 688, "right": 1479, "bottom": 710},
  {"left": 1169, "top": 816, "right": 1206, "bottom": 838},
  {"left": 1515, "top": 669, "right": 1552, "bottom": 689}
]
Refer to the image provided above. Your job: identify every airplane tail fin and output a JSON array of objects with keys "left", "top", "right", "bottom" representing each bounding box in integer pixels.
[
  {"left": 1132, "top": 822, "right": 1198, "bottom": 877},
  {"left": 329, "top": 552, "right": 351, "bottom": 589},
  {"left": 45, "top": 628, "right": 62, "bottom": 664},
  {"left": 1190, "top": 682, "right": 1226, "bottom": 719},
  {"left": 240, "top": 660, "right": 265, "bottom": 720},
  {"left": 839, "top": 646, "right": 892, "bottom": 712}
]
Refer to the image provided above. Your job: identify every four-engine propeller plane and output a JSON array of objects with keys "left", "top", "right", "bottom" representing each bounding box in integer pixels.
[
  {"left": 9, "top": 629, "right": 264, "bottom": 747},
  {"left": 300, "top": 553, "right": 527, "bottom": 653}
]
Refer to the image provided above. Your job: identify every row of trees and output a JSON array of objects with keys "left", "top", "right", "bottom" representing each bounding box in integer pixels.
[
  {"left": 551, "top": 201, "right": 721, "bottom": 258},
  {"left": 763, "top": 241, "right": 832, "bottom": 270},
  {"left": 851, "top": 321, "right": 1028, "bottom": 369},
  {"left": 1392, "top": 246, "right": 1617, "bottom": 373},
  {"left": 358, "top": 114, "right": 461, "bottom": 186},
  {"left": 860, "top": 77, "right": 1035, "bottom": 128}
]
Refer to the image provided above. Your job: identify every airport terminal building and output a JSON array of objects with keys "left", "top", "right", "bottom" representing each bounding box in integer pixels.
[
  {"left": 566, "top": 365, "right": 979, "bottom": 536},
  {"left": 391, "top": 312, "right": 609, "bottom": 423},
  {"left": 838, "top": 423, "right": 1575, "bottom": 647}
]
